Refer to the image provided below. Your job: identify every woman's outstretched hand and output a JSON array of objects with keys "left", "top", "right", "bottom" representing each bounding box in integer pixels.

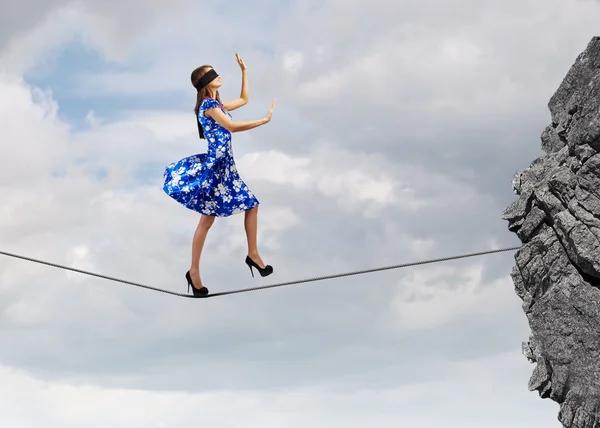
[
  {"left": 236, "top": 52, "right": 246, "bottom": 71},
  {"left": 264, "top": 99, "right": 276, "bottom": 123}
]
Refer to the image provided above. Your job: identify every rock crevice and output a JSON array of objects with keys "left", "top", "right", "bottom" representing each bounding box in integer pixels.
[{"left": 503, "top": 36, "right": 600, "bottom": 428}]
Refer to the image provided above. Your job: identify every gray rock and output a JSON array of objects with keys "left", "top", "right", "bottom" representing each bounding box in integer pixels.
[{"left": 502, "top": 36, "right": 600, "bottom": 428}]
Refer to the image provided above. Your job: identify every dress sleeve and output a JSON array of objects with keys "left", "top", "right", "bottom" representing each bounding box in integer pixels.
[
  {"left": 202, "top": 98, "right": 219, "bottom": 111},
  {"left": 198, "top": 98, "right": 220, "bottom": 123}
]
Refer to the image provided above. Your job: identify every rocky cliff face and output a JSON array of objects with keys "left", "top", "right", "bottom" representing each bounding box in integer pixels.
[{"left": 503, "top": 36, "right": 600, "bottom": 428}]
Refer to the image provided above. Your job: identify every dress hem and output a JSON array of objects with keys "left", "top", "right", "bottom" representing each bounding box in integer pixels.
[{"left": 163, "top": 185, "right": 260, "bottom": 217}]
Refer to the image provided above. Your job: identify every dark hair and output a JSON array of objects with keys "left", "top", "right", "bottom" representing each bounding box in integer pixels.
[{"left": 191, "top": 65, "right": 221, "bottom": 139}]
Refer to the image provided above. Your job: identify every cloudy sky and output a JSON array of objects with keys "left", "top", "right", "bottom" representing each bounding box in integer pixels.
[{"left": 1, "top": 0, "right": 598, "bottom": 426}]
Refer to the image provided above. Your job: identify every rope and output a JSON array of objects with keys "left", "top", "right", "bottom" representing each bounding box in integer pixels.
[
  {"left": 206, "top": 246, "right": 520, "bottom": 297},
  {"left": 0, "top": 246, "right": 520, "bottom": 299},
  {"left": 0, "top": 250, "right": 191, "bottom": 298}
]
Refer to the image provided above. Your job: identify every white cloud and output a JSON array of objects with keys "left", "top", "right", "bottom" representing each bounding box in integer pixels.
[
  {"left": 0, "top": 0, "right": 192, "bottom": 76},
  {"left": 440, "top": 37, "right": 483, "bottom": 65},
  {"left": 236, "top": 147, "right": 431, "bottom": 216},
  {"left": 295, "top": 70, "right": 346, "bottom": 100},
  {"left": 85, "top": 110, "right": 103, "bottom": 128},
  {"left": 0, "top": 5, "right": 75, "bottom": 75},
  {"left": 237, "top": 151, "right": 313, "bottom": 187},
  {"left": 64, "top": 244, "right": 96, "bottom": 282},
  {"left": 286, "top": 0, "right": 600, "bottom": 124},
  {"left": 282, "top": 51, "right": 304, "bottom": 72},
  {"left": 389, "top": 262, "right": 519, "bottom": 332},
  {"left": 0, "top": 352, "right": 561, "bottom": 428},
  {"left": 0, "top": 74, "right": 69, "bottom": 179},
  {"left": 211, "top": 206, "right": 302, "bottom": 257}
]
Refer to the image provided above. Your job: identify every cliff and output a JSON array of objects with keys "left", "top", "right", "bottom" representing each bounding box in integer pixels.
[{"left": 503, "top": 36, "right": 600, "bottom": 428}]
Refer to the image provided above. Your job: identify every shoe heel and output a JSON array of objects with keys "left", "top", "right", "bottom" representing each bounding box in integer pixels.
[{"left": 186, "top": 271, "right": 191, "bottom": 293}]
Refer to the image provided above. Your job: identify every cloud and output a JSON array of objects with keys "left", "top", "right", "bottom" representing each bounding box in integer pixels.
[
  {"left": 389, "top": 262, "right": 518, "bottom": 332},
  {"left": 0, "top": 0, "right": 191, "bottom": 75},
  {"left": 0, "top": 0, "right": 72, "bottom": 54},
  {"left": 237, "top": 148, "right": 408, "bottom": 215},
  {"left": 282, "top": 51, "right": 304, "bottom": 72},
  {"left": 0, "top": 351, "right": 562, "bottom": 428}
]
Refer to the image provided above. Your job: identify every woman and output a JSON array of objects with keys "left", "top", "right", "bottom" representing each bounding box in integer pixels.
[{"left": 162, "top": 52, "right": 276, "bottom": 296}]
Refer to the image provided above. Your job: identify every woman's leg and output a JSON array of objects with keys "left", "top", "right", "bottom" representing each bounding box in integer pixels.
[
  {"left": 189, "top": 214, "right": 215, "bottom": 288},
  {"left": 244, "top": 206, "right": 266, "bottom": 268}
]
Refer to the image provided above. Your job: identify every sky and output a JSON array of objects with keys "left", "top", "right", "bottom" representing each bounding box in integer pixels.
[{"left": 0, "top": 0, "right": 598, "bottom": 426}]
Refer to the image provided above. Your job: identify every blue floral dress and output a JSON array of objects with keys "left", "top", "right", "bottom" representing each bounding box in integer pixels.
[{"left": 162, "top": 97, "right": 260, "bottom": 216}]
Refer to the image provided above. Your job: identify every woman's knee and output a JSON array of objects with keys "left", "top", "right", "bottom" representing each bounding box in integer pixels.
[{"left": 199, "top": 215, "right": 215, "bottom": 229}]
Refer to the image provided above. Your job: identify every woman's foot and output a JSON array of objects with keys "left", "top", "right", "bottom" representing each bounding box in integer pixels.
[
  {"left": 186, "top": 269, "right": 209, "bottom": 296},
  {"left": 245, "top": 253, "right": 273, "bottom": 278},
  {"left": 247, "top": 252, "right": 266, "bottom": 269}
]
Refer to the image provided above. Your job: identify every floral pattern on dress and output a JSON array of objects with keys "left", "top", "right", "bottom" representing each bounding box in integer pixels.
[{"left": 162, "top": 97, "right": 259, "bottom": 216}]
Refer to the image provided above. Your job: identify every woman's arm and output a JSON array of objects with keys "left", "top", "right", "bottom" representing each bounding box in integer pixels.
[
  {"left": 222, "top": 53, "right": 249, "bottom": 111},
  {"left": 206, "top": 99, "right": 275, "bottom": 133}
]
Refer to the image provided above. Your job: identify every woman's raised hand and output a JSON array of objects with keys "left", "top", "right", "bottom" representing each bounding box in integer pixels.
[
  {"left": 264, "top": 99, "right": 276, "bottom": 123},
  {"left": 235, "top": 52, "right": 247, "bottom": 71}
]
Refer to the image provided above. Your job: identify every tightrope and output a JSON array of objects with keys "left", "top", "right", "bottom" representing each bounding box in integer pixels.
[{"left": 0, "top": 246, "right": 520, "bottom": 298}]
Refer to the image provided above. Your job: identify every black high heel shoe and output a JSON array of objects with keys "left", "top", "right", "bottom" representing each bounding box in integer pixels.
[
  {"left": 185, "top": 271, "right": 209, "bottom": 296},
  {"left": 245, "top": 256, "right": 273, "bottom": 277}
]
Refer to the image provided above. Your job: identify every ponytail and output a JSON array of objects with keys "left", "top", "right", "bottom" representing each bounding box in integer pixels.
[{"left": 194, "top": 91, "right": 205, "bottom": 139}]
